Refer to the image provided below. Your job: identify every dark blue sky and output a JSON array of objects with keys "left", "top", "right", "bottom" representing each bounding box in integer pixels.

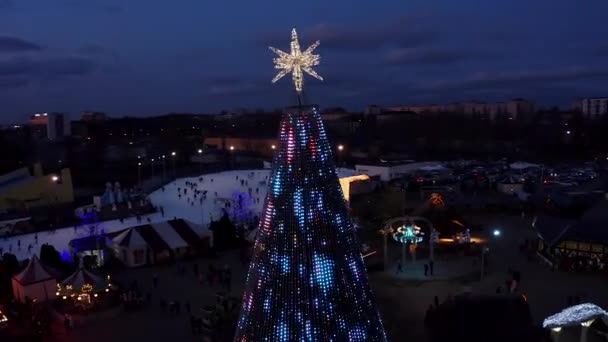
[{"left": 0, "top": 0, "right": 607, "bottom": 122}]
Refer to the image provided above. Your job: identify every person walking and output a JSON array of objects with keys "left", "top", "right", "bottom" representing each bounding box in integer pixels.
[
  {"left": 424, "top": 264, "right": 429, "bottom": 277},
  {"left": 396, "top": 261, "right": 403, "bottom": 274},
  {"left": 429, "top": 260, "right": 435, "bottom": 276}
]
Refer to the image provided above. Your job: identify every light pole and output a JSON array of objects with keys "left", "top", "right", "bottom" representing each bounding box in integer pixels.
[
  {"left": 150, "top": 158, "right": 155, "bottom": 178},
  {"left": 480, "top": 247, "right": 489, "bottom": 281},
  {"left": 162, "top": 155, "right": 166, "bottom": 182},
  {"left": 137, "top": 162, "right": 142, "bottom": 189},
  {"left": 171, "top": 151, "right": 176, "bottom": 179},
  {"left": 197, "top": 148, "right": 203, "bottom": 175},
  {"left": 337, "top": 144, "right": 344, "bottom": 166},
  {"left": 229, "top": 146, "right": 235, "bottom": 169},
  {"left": 481, "top": 229, "right": 501, "bottom": 281}
]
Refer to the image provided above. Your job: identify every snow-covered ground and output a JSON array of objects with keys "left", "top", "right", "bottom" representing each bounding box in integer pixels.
[
  {"left": 0, "top": 170, "right": 272, "bottom": 261},
  {"left": 0, "top": 168, "right": 359, "bottom": 261}
]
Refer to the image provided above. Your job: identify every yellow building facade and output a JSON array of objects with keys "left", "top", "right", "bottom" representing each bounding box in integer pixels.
[{"left": 0, "top": 164, "right": 74, "bottom": 211}]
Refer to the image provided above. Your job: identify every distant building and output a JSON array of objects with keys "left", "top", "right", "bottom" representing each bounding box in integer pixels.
[
  {"left": 204, "top": 136, "right": 279, "bottom": 157},
  {"left": 366, "top": 99, "right": 536, "bottom": 121},
  {"left": 355, "top": 161, "right": 445, "bottom": 182},
  {"left": 0, "top": 163, "right": 74, "bottom": 212},
  {"left": 80, "top": 111, "right": 107, "bottom": 122},
  {"left": 28, "top": 112, "right": 71, "bottom": 141},
  {"left": 574, "top": 97, "right": 608, "bottom": 120}
]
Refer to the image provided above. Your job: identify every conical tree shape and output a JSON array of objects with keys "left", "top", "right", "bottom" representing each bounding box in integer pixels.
[{"left": 234, "top": 106, "right": 387, "bottom": 341}]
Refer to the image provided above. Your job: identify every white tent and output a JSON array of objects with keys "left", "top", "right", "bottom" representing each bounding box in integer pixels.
[
  {"left": 11, "top": 256, "right": 58, "bottom": 303},
  {"left": 151, "top": 222, "right": 189, "bottom": 257},
  {"left": 112, "top": 228, "right": 149, "bottom": 267}
]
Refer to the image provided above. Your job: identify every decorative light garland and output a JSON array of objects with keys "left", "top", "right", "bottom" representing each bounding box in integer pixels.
[
  {"left": 234, "top": 105, "right": 387, "bottom": 341},
  {"left": 269, "top": 28, "right": 323, "bottom": 94}
]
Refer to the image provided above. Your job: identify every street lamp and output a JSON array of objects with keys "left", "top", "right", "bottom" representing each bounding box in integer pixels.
[
  {"left": 51, "top": 175, "right": 59, "bottom": 183},
  {"left": 161, "top": 155, "right": 166, "bottom": 182},
  {"left": 171, "top": 151, "right": 176, "bottom": 179},
  {"left": 481, "top": 229, "right": 501, "bottom": 280},
  {"left": 229, "top": 145, "right": 235, "bottom": 151},
  {"left": 271, "top": 144, "right": 276, "bottom": 150},
  {"left": 337, "top": 144, "right": 345, "bottom": 166},
  {"left": 150, "top": 158, "right": 155, "bottom": 177},
  {"left": 137, "top": 162, "right": 142, "bottom": 189},
  {"left": 198, "top": 148, "right": 203, "bottom": 175}
]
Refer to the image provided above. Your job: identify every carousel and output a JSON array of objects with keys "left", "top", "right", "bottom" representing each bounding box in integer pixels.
[{"left": 56, "top": 268, "right": 112, "bottom": 307}]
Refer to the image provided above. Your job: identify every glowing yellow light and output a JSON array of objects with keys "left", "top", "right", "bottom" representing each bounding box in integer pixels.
[
  {"left": 94, "top": 294, "right": 98, "bottom": 297},
  {"left": 105, "top": 288, "right": 109, "bottom": 292},
  {"left": 66, "top": 285, "right": 73, "bottom": 290},
  {"left": 338, "top": 175, "right": 370, "bottom": 201},
  {"left": 62, "top": 296, "right": 67, "bottom": 300},
  {"left": 582, "top": 320, "right": 594, "bottom": 327},
  {"left": 551, "top": 327, "right": 562, "bottom": 332},
  {"left": 229, "top": 146, "right": 235, "bottom": 151},
  {"left": 271, "top": 145, "right": 276, "bottom": 150},
  {"left": 55, "top": 292, "right": 60, "bottom": 296},
  {"left": 270, "top": 28, "right": 323, "bottom": 93},
  {"left": 82, "top": 284, "right": 94, "bottom": 293}
]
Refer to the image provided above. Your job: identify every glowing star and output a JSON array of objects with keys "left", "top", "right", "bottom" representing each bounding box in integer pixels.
[{"left": 269, "top": 28, "right": 323, "bottom": 94}]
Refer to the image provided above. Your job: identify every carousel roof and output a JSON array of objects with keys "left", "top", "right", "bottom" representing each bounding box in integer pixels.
[
  {"left": 543, "top": 303, "right": 608, "bottom": 328},
  {"left": 61, "top": 268, "right": 108, "bottom": 292},
  {"left": 12, "top": 255, "right": 58, "bottom": 285}
]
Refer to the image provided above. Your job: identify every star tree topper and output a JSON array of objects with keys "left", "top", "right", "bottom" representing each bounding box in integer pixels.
[{"left": 270, "top": 28, "right": 323, "bottom": 95}]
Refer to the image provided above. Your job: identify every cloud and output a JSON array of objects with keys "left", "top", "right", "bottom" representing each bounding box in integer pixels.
[
  {"left": 0, "top": 36, "right": 43, "bottom": 53},
  {"left": 0, "top": 57, "right": 96, "bottom": 82},
  {"left": 257, "top": 13, "right": 441, "bottom": 51},
  {"left": 384, "top": 47, "right": 471, "bottom": 66},
  {"left": 78, "top": 45, "right": 108, "bottom": 55},
  {"left": 0, "top": 77, "right": 28, "bottom": 89},
  {"left": 0, "top": 0, "right": 14, "bottom": 9},
  {"left": 63, "top": 0, "right": 123, "bottom": 14},
  {"left": 204, "top": 76, "right": 269, "bottom": 96},
  {"left": 416, "top": 67, "right": 608, "bottom": 92}
]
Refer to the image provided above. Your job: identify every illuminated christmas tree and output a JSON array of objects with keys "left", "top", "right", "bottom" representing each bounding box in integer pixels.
[{"left": 234, "top": 28, "right": 387, "bottom": 341}]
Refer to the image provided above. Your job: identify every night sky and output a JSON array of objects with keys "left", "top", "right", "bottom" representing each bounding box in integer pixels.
[{"left": 1, "top": 0, "right": 607, "bottom": 123}]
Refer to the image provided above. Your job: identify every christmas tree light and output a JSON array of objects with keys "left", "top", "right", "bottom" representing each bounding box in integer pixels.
[{"left": 234, "top": 27, "right": 386, "bottom": 342}]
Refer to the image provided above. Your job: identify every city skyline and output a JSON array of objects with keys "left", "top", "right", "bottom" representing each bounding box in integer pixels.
[{"left": 0, "top": 0, "right": 607, "bottom": 123}]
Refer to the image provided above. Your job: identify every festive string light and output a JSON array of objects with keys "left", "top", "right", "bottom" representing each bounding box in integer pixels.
[{"left": 270, "top": 28, "right": 323, "bottom": 93}]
